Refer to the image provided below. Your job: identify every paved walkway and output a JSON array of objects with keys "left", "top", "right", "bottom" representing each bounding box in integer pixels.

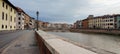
[{"left": 2, "top": 31, "right": 40, "bottom": 54}]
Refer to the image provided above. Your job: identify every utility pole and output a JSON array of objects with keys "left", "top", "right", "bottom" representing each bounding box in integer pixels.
[{"left": 36, "top": 11, "right": 39, "bottom": 31}]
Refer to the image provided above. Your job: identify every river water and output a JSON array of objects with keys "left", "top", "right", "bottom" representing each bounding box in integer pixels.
[{"left": 47, "top": 32, "right": 120, "bottom": 54}]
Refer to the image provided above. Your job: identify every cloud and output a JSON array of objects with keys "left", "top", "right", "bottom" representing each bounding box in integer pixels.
[
  {"left": 9, "top": 0, "right": 120, "bottom": 24},
  {"left": 90, "top": 0, "right": 120, "bottom": 5}
]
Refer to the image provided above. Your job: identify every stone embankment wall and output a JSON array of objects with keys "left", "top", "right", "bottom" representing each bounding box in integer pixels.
[{"left": 70, "top": 29, "right": 120, "bottom": 35}]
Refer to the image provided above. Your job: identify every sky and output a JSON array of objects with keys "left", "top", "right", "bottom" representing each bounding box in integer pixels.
[{"left": 9, "top": 0, "right": 120, "bottom": 24}]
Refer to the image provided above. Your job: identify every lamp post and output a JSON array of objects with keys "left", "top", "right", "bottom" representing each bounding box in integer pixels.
[{"left": 36, "top": 11, "right": 39, "bottom": 31}]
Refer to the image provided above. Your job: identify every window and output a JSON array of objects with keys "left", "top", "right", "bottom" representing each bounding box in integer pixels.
[
  {"left": 6, "top": 25, "right": 7, "bottom": 29},
  {"left": 6, "top": 14, "right": 7, "bottom": 20},
  {"left": 10, "top": 26, "right": 12, "bottom": 28},
  {"left": 110, "top": 19, "right": 113, "bottom": 22},
  {"left": 14, "top": 17, "right": 16, "bottom": 22},
  {"left": 11, "top": 8, "right": 12, "bottom": 12},
  {"left": 19, "top": 26, "right": 20, "bottom": 28},
  {"left": 119, "top": 21, "right": 120, "bottom": 23},
  {"left": 14, "top": 11, "right": 16, "bottom": 14},
  {"left": 106, "top": 20, "right": 108, "bottom": 22},
  {"left": 110, "top": 23, "right": 113, "bottom": 25},
  {"left": 11, "top": 16, "right": 12, "bottom": 21},
  {"left": 18, "top": 13, "right": 21, "bottom": 15},
  {"left": 19, "top": 17, "right": 21, "bottom": 20},
  {"left": 6, "top": 5, "right": 8, "bottom": 9},
  {"left": 22, "top": 18, "right": 24, "bottom": 20},
  {"left": 2, "top": 2, "right": 4, "bottom": 7},
  {"left": 2, "top": 25, "right": 4, "bottom": 29},
  {"left": 2, "top": 12, "right": 4, "bottom": 20},
  {"left": 18, "top": 22, "right": 21, "bottom": 24}
]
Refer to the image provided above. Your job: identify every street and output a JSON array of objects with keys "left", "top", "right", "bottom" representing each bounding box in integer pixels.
[
  {"left": 1, "top": 30, "right": 39, "bottom": 54},
  {"left": 0, "top": 30, "right": 30, "bottom": 50}
]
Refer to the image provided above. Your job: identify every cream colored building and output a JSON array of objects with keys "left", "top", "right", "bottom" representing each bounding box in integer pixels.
[
  {"left": 88, "top": 15, "right": 116, "bottom": 29},
  {"left": 102, "top": 15, "right": 115, "bottom": 29},
  {"left": 0, "top": 0, "right": 17, "bottom": 31}
]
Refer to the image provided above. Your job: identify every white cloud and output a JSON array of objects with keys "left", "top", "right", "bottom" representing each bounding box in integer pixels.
[{"left": 90, "top": 0, "right": 120, "bottom": 5}]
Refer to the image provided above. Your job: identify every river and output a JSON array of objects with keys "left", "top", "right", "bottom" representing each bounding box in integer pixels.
[{"left": 47, "top": 31, "right": 120, "bottom": 54}]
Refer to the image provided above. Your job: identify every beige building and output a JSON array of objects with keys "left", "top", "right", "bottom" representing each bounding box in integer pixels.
[
  {"left": 0, "top": 0, "right": 17, "bottom": 31},
  {"left": 102, "top": 15, "right": 115, "bottom": 29},
  {"left": 88, "top": 17, "right": 102, "bottom": 29},
  {"left": 88, "top": 15, "right": 117, "bottom": 29}
]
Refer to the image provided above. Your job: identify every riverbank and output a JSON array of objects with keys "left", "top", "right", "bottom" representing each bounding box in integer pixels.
[
  {"left": 47, "top": 32, "right": 118, "bottom": 54},
  {"left": 70, "top": 29, "right": 120, "bottom": 35}
]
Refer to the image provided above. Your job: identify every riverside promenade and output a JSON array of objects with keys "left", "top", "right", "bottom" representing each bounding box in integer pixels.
[{"left": 1, "top": 30, "right": 97, "bottom": 54}]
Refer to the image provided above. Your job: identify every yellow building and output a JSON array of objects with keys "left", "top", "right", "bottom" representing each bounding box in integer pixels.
[
  {"left": 0, "top": 0, "right": 17, "bottom": 31},
  {"left": 88, "top": 15, "right": 116, "bottom": 29},
  {"left": 88, "top": 16, "right": 103, "bottom": 29}
]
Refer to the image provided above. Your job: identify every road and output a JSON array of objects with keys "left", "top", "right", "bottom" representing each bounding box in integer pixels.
[
  {"left": 0, "top": 30, "right": 30, "bottom": 50},
  {"left": 1, "top": 30, "right": 40, "bottom": 54}
]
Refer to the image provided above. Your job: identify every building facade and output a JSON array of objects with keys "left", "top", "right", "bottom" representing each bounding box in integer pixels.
[
  {"left": 38, "top": 21, "right": 44, "bottom": 29},
  {"left": 16, "top": 7, "right": 25, "bottom": 30},
  {"left": 75, "top": 20, "right": 82, "bottom": 29},
  {"left": 0, "top": 0, "right": 17, "bottom": 31},
  {"left": 102, "top": 15, "right": 115, "bottom": 29},
  {"left": 116, "top": 15, "right": 120, "bottom": 29},
  {"left": 29, "top": 18, "right": 36, "bottom": 29},
  {"left": 88, "top": 14, "right": 120, "bottom": 29},
  {"left": 24, "top": 13, "right": 31, "bottom": 29},
  {"left": 74, "top": 20, "right": 82, "bottom": 29},
  {"left": 42, "top": 22, "right": 49, "bottom": 28},
  {"left": 82, "top": 19, "right": 88, "bottom": 29},
  {"left": 88, "top": 16, "right": 103, "bottom": 29}
]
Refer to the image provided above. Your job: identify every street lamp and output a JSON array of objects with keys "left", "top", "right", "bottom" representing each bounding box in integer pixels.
[{"left": 36, "top": 11, "right": 39, "bottom": 31}]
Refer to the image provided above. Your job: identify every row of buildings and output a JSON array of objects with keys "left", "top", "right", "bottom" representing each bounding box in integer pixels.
[
  {"left": 74, "top": 14, "right": 120, "bottom": 29},
  {"left": 47, "top": 23, "right": 72, "bottom": 29},
  {"left": 0, "top": 0, "right": 37, "bottom": 31},
  {"left": 38, "top": 21, "right": 72, "bottom": 30}
]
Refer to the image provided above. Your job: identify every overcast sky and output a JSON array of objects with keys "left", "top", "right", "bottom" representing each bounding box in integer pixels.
[{"left": 9, "top": 0, "right": 120, "bottom": 24}]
